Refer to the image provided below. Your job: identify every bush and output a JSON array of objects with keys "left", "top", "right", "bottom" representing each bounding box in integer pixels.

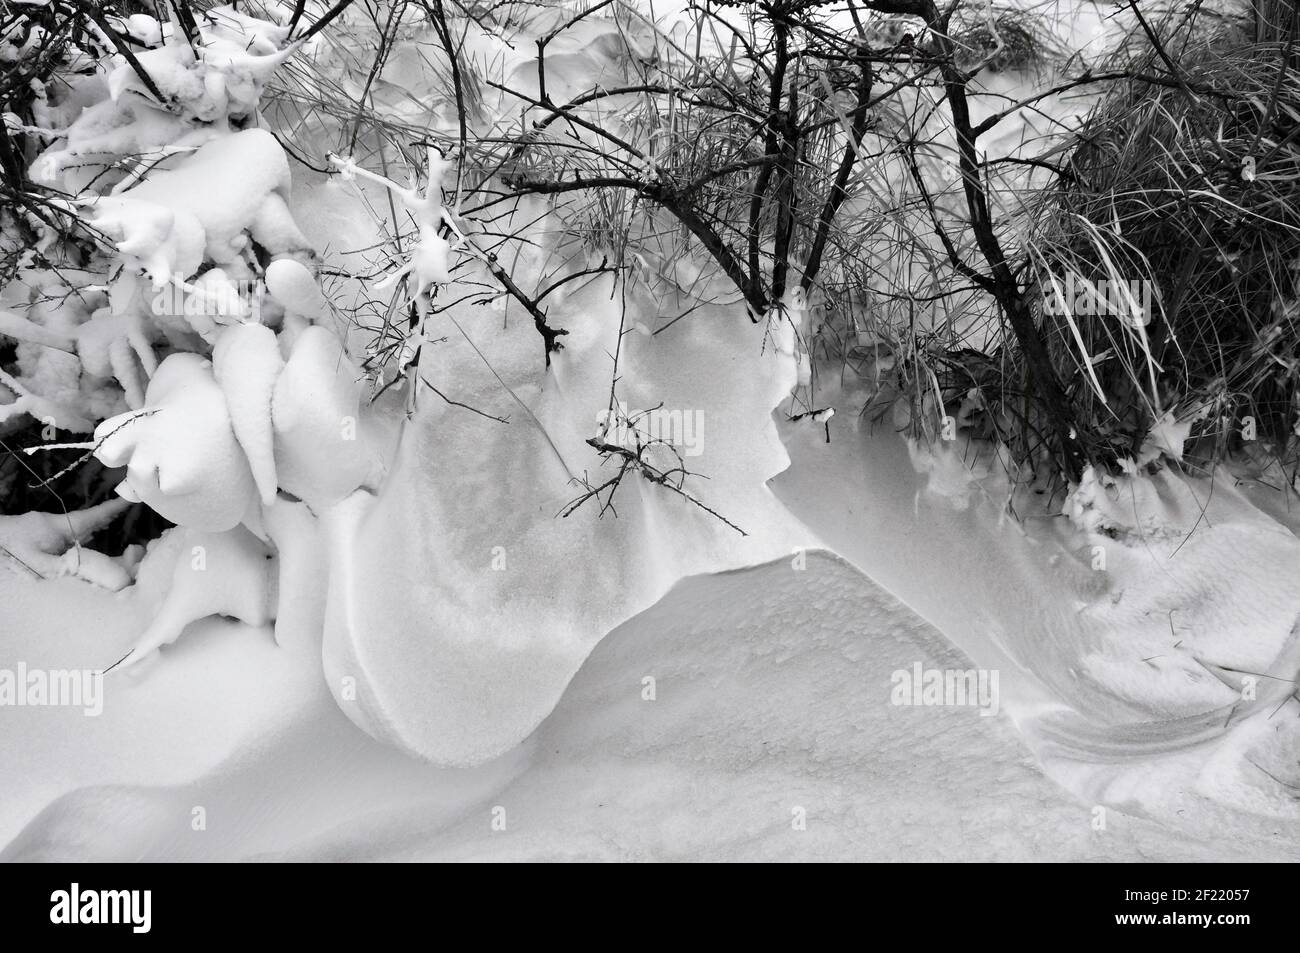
[{"left": 1025, "top": 4, "right": 1300, "bottom": 473}]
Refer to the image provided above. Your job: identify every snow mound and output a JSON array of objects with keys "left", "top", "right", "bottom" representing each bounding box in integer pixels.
[
  {"left": 4, "top": 554, "right": 1276, "bottom": 861},
  {"left": 322, "top": 274, "right": 810, "bottom": 766},
  {"left": 774, "top": 391, "right": 1300, "bottom": 834}
]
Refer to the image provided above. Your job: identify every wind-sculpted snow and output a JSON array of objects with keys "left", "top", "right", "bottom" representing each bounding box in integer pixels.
[
  {"left": 773, "top": 397, "right": 1300, "bottom": 835},
  {"left": 6, "top": 2, "right": 815, "bottom": 764},
  {"left": 321, "top": 277, "right": 811, "bottom": 765},
  {"left": 268, "top": 325, "right": 380, "bottom": 511},
  {"left": 7, "top": 553, "right": 1276, "bottom": 861},
  {"left": 118, "top": 525, "right": 277, "bottom": 670}
]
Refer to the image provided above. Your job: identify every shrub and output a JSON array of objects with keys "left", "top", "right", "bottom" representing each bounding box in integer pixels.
[{"left": 1025, "top": 3, "right": 1300, "bottom": 473}]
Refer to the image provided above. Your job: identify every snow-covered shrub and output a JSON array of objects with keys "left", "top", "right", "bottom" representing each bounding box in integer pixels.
[{"left": 0, "top": 4, "right": 383, "bottom": 666}]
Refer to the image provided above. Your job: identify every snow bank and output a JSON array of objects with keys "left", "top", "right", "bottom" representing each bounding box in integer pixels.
[
  {"left": 9, "top": 553, "right": 1277, "bottom": 861},
  {"left": 773, "top": 377, "right": 1300, "bottom": 834},
  {"left": 322, "top": 268, "right": 812, "bottom": 765}
]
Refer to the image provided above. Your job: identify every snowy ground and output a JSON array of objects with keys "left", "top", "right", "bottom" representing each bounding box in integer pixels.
[
  {"left": 4, "top": 410, "right": 1297, "bottom": 861},
  {"left": 5, "top": 548, "right": 1284, "bottom": 862},
  {"left": 775, "top": 403, "right": 1300, "bottom": 857}
]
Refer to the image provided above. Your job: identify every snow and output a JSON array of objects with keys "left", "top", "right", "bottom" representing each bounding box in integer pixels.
[
  {"left": 773, "top": 380, "right": 1300, "bottom": 835},
  {"left": 0, "top": 568, "right": 311, "bottom": 856},
  {"left": 2, "top": 552, "right": 1286, "bottom": 861},
  {"left": 331, "top": 148, "right": 454, "bottom": 300},
  {"left": 0, "top": 500, "right": 132, "bottom": 589},
  {"left": 320, "top": 271, "right": 809, "bottom": 765},
  {"left": 0, "top": 309, "right": 76, "bottom": 353},
  {"left": 265, "top": 259, "right": 328, "bottom": 319},
  {"left": 89, "top": 194, "right": 207, "bottom": 288},
  {"left": 72, "top": 307, "right": 154, "bottom": 411},
  {"left": 93, "top": 129, "right": 312, "bottom": 278},
  {"left": 114, "top": 525, "right": 277, "bottom": 671},
  {"left": 213, "top": 323, "right": 283, "bottom": 506},
  {"left": 260, "top": 497, "right": 326, "bottom": 653},
  {"left": 94, "top": 353, "right": 258, "bottom": 532},
  {"left": 1138, "top": 409, "right": 1204, "bottom": 466},
  {"left": 2, "top": 0, "right": 1297, "bottom": 862},
  {"left": 270, "top": 324, "right": 377, "bottom": 510},
  {"left": 0, "top": 363, "right": 99, "bottom": 434}
]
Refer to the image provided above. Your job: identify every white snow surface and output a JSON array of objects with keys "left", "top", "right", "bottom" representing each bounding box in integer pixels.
[
  {"left": 95, "top": 353, "right": 257, "bottom": 532},
  {"left": 3, "top": 374, "right": 1297, "bottom": 857},
  {"left": 774, "top": 384, "right": 1300, "bottom": 842},
  {"left": 321, "top": 274, "right": 810, "bottom": 765},
  {"left": 3, "top": 552, "right": 1285, "bottom": 861}
]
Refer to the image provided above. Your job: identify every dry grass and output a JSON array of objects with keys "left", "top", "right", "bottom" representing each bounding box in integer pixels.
[{"left": 1023, "top": 5, "right": 1300, "bottom": 473}]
